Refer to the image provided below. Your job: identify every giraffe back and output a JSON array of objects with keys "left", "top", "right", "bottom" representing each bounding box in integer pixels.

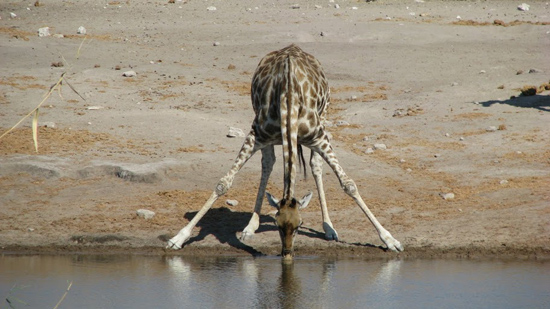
[{"left": 251, "top": 44, "right": 330, "bottom": 199}]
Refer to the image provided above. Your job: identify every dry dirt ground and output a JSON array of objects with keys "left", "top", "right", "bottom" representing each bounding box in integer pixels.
[{"left": 1, "top": 0, "right": 549, "bottom": 259}]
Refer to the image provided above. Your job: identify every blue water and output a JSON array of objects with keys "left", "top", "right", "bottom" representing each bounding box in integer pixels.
[{"left": 1, "top": 255, "right": 549, "bottom": 308}]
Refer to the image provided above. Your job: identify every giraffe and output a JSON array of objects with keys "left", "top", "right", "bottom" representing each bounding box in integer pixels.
[{"left": 167, "top": 44, "right": 403, "bottom": 257}]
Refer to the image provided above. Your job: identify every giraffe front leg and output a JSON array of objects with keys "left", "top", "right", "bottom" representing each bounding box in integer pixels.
[
  {"left": 241, "top": 146, "right": 276, "bottom": 241},
  {"left": 310, "top": 151, "right": 338, "bottom": 241},
  {"left": 312, "top": 137, "right": 403, "bottom": 252},
  {"left": 167, "top": 131, "right": 258, "bottom": 250}
]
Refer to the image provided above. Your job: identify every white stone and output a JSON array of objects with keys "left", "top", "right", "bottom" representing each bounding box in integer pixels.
[
  {"left": 373, "top": 143, "right": 387, "bottom": 150},
  {"left": 500, "top": 179, "right": 509, "bottom": 185},
  {"left": 10, "top": 12, "right": 17, "bottom": 18},
  {"left": 41, "top": 121, "right": 57, "bottom": 128},
  {"left": 440, "top": 193, "right": 455, "bottom": 200},
  {"left": 122, "top": 70, "right": 137, "bottom": 77},
  {"left": 226, "top": 199, "right": 239, "bottom": 206},
  {"left": 334, "top": 4, "right": 340, "bottom": 9},
  {"left": 365, "top": 147, "right": 374, "bottom": 154},
  {"left": 213, "top": 41, "right": 220, "bottom": 46},
  {"left": 77, "top": 26, "right": 86, "bottom": 35},
  {"left": 53, "top": 34, "right": 64, "bottom": 38},
  {"left": 486, "top": 126, "right": 498, "bottom": 132},
  {"left": 206, "top": 6, "right": 217, "bottom": 11},
  {"left": 227, "top": 127, "right": 246, "bottom": 138},
  {"left": 291, "top": 4, "right": 300, "bottom": 9},
  {"left": 86, "top": 106, "right": 104, "bottom": 110},
  {"left": 136, "top": 209, "right": 155, "bottom": 219},
  {"left": 517, "top": 3, "right": 530, "bottom": 11},
  {"left": 38, "top": 27, "right": 51, "bottom": 37}
]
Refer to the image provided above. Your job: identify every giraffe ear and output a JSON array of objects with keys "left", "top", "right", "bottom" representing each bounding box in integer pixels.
[
  {"left": 298, "top": 192, "right": 313, "bottom": 210},
  {"left": 266, "top": 192, "right": 280, "bottom": 209}
]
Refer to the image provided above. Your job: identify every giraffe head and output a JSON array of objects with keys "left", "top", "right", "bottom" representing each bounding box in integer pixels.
[{"left": 267, "top": 192, "right": 312, "bottom": 259}]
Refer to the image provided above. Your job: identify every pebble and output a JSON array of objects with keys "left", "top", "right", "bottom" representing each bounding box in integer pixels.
[
  {"left": 122, "top": 70, "right": 137, "bottom": 77},
  {"left": 213, "top": 41, "right": 220, "bottom": 46},
  {"left": 334, "top": 4, "right": 340, "bottom": 9},
  {"left": 373, "top": 143, "right": 387, "bottom": 150},
  {"left": 528, "top": 68, "right": 542, "bottom": 74},
  {"left": 406, "top": 168, "right": 412, "bottom": 173},
  {"left": 440, "top": 192, "right": 455, "bottom": 200},
  {"left": 434, "top": 153, "right": 441, "bottom": 158},
  {"left": 486, "top": 126, "right": 498, "bottom": 132},
  {"left": 227, "top": 127, "right": 246, "bottom": 138},
  {"left": 53, "top": 34, "right": 64, "bottom": 38},
  {"left": 517, "top": 3, "right": 530, "bottom": 11},
  {"left": 451, "top": 82, "right": 459, "bottom": 86},
  {"left": 499, "top": 179, "right": 509, "bottom": 185},
  {"left": 206, "top": 6, "right": 217, "bottom": 11},
  {"left": 365, "top": 147, "right": 374, "bottom": 154},
  {"left": 226, "top": 199, "right": 239, "bottom": 206},
  {"left": 77, "top": 26, "right": 86, "bottom": 35},
  {"left": 136, "top": 209, "right": 156, "bottom": 220},
  {"left": 27, "top": 228, "right": 35, "bottom": 232},
  {"left": 38, "top": 27, "right": 50, "bottom": 37},
  {"left": 291, "top": 4, "right": 300, "bottom": 9},
  {"left": 41, "top": 121, "right": 57, "bottom": 128},
  {"left": 10, "top": 12, "right": 17, "bottom": 18},
  {"left": 86, "top": 106, "right": 104, "bottom": 110}
]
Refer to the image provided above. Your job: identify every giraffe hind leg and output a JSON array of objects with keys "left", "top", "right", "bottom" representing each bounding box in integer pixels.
[
  {"left": 310, "top": 151, "right": 339, "bottom": 241},
  {"left": 310, "top": 135, "right": 403, "bottom": 252},
  {"left": 241, "top": 145, "right": 276, "bottom": 241},
  {"left": 167, "top": 131, "right": 259, "bottom": 250}
]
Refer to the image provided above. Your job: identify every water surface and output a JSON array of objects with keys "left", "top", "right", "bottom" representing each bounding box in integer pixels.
[{"left": 1, "top": 255, "right": 549, "bottom": 308}]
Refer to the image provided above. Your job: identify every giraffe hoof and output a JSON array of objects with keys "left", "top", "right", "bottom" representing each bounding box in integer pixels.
[
  {"left": 240, "top": 230, "right": 255, "bottom": 241},
  {"left": 322, "top": 222, "right": 339, "bottom": 241},
  {"left": 384, "top": 237, "right": 404, "bottom": 252}
]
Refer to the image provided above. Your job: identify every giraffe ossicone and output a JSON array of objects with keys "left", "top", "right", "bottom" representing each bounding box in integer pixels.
[{"left": 167, "top": 44, "right": 403, "bottom": 257}]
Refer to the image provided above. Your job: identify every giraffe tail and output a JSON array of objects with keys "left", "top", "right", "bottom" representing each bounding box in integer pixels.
[{"left": 280, "top": 54, "right": 301, "bottom": 199}]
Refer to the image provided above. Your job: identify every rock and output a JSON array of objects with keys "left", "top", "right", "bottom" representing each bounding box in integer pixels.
[
  {"left": 373, "top": 143, "right": 387, "bottom": 150},
  {"left": 334, "top": 4, "right": 340, "bottom": 9},
  {"left": 122, "top": 70, "right": 137, "bottom": 77},
  {"left": 440, "top": 192, "right": 455, "bottom": 200},
  {"left": 136, "top": 209, "right": 155, "bottom": 220},
  {"left": 528, "top": 68, "right": 542, "bottom": 74},
  {"left": 86, "top": 106, "right": 104, "bottom": 110},
  {"left": 10, "top": 12, "right": 17, "bottom": 18},
  {"left": 516, "top": 70, "right": 524, "bottom": 75},
  {"left": 291, "top": 4, "right": 300, "bottom": 9},
  {"left": 500, "top": 179, "right": 509, "bottom": 185},
  {"left": 486, "top": 126, "right": 498, "bottom": 132},
  {"left": 365, "top": 147, "right": 374, "bottom": 154},
  {"left": 227, "top": 127, "right": 246, "bottom": 138},
  {"left": 206, "top": 6, "right": 217, "bottom": 11},
  {"left": 38, "top": 27, "right": 51, "bottom": 37},
  {"left": 213, "top": 41, "right": 220, "bottom": 46},
  {"left": 517, "top": 3, "right": 530, "bottom": 11},
  {"left": 226, "top": 199, "right": 239, "bottom": 206},
  {"left": 41, "top": 121, "right": 57, "bottom": 128},
  {"left": 77, "top": 26, "right": 86, "bottom": 35},
  {"left": 27, "top": 228, "right": 35, "bottom": 232},
  {"left": 434, "top": 153, "right": 441, "bottom": 158},
  {"left": 53, "top": 34, "right": 64, "bottom": 39}
]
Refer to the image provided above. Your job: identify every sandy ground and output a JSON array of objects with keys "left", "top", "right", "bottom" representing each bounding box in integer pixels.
[{"left": 1, "top": 0, "right": 549, "bottom": 259}]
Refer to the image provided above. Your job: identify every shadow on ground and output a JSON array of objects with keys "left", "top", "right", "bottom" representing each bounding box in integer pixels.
[
  {"left": 181, "top": 207, "right": 275, "bottom": 256},
  {"left": 480, "top": 94, "right": 550, "bottom": 112}
]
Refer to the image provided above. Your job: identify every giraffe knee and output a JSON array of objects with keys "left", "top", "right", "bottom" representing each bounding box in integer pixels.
[
  {"left": 342, "top": 180, "right": 357, "bottom": 196},
  {"left": 215, "top": 177, "right": 231, "bottom": 196}
]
